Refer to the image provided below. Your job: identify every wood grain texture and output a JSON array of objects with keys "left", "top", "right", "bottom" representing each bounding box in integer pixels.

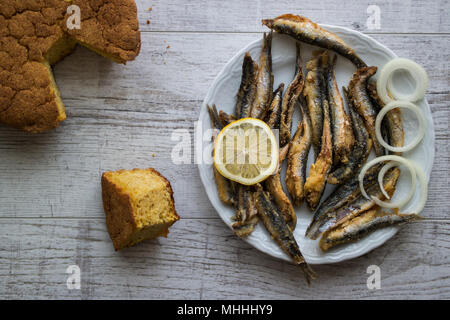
[
  {"left": 0, "top": 219, "right": 449, "bottom": 299},
  {"left": 0, "top": 1, "right": 449, "bottom": 299},
  {"left": 135, "top": 0, "right": 450, "bottom": 33}
]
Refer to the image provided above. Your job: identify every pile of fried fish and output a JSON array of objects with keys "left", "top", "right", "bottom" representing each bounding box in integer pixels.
[{"left": 208, "top": 14, "right": 422, "bottom": 283}]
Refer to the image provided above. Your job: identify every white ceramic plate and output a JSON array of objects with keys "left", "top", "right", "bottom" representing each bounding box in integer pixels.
[{"left": 198, "top": 25, "right": 434, "bottom": 264}]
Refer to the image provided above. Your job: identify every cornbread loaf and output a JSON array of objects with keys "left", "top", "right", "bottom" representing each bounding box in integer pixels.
[
  {"left": 102, "top": 168, "right": 179, "bottom": 251},
  {"left": 0, "top": 0, "right": 141, "bottom": 133}
]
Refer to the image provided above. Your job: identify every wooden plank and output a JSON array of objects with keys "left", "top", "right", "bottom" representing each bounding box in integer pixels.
[
  {"left": 0, "top": 123, "right": 215, "bottom": 219},
  {"left": 134, "top": 0, "right": 450, "bottom": 34},
  {"left": 0, "top": 218, "right": 448, "bottom": 299}
]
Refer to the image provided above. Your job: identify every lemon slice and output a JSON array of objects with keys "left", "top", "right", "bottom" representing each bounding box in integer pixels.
[{"left": 213, "top": 118, "right": 279, "bottom": 185}]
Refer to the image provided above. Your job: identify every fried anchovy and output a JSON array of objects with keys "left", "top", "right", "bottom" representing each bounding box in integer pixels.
[
  {"left": 279, "top": 43, "right": 304, "bottom": 147},
  {"left": 326, "top": 55, "right": 354, "bottom": 165},
  {"left": 232, "top": 184, "right": 259, "bottom": 237},
  {"left": 208, "top": 104, "right": 223, "bottom": 129},
  {"left": 265, "top": 145, "right": 297, "bottom": 231},
  {"left": 236, "top": 52, "right": 259, "bottom": 119},
  {"left": 231, "top": 54, "right": 263, "bottom": 237},
  {"left": 348, "top": 66, "right": 385, "bottom": 156},
  {"left": 265, "top": 80, "right": 298, "bottom": 231},
  {"left": 286, "top": 101, "right": 312, "bottom": 206},
  {"left": 262, "top": 14, "right": 366, "bottom": 68},
  {"left": 327, "top": 87, "right": 372, "bottom": 185},
  {"left": 305, "top": 163, "right": 382, "bottom": 239},
  {"left": 304, "top": 51, "right": 326, "bottom": 158},
  {"left": 319, "top": 209, "right": 422, "bottom": 251},
  {"left": 316, "top": 167, "right": 400, "bottom": 237},
  {"left": 367, "top": 81, "right": 404, "bottom": 156},
  {"left": 265, "top": 83, "right": 285, "bottom": 129},
  {"left": 255, "top": 185, "right": 316, "bottom": 284},
  {"left": 250, "top": 32, "right": 274, "bottom": 119},
  {"left": 219, "top": 110, "right": 236, "bottom": 127},
  {"left": 212, "top": 170, "right": 235, "bottom": 205},
  {"left": 304, "top": 98, "right": 333, "bottom": 211},
  {"left": 207, "top": 105, "right": 235, "bottom": 206}
]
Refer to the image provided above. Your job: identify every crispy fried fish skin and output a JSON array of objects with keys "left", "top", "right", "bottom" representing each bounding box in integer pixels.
[
  {"left": 208, "top": 105, "right": 235, "bottom": 206},
  {"left": 304, "top": 51, "right": 327, "bottom": 158},
  {"left": 213, "top": 168, "right": 235, "bottom": 206},
  {"left": 319, "top": 209, "right": 422, "bottom": 251},
  {"left": 262, "top": 14, "right": 366, "bottom": 68},
  {"left": 367, "top": 81, "right": 404, "bottom": 155},
  {"left": 207, "top": 104, "right": 223, "bottom": 129},
  {"left": 304, "top": 99, "right": 333, "bottom": 211},
  {"left": 255, "top": 186, "right": 316, "bottom": 284},
  {"left": 236, "top": 52, "right": 259, "bottom": 119},
  {"left": 232, "top": 184, "right": 259, "bottom": 237},
  {"left": 265, "top": 83, "right": 285, "bottom": 129},
  {"left": 219, "top": 110, "right": 236, "bottom": 127},
  {"left": 233, "top": 216, "right": 259, "bottom": 238},
  {"left": 305, "top": 163, "right": 382, "bottom": 239},
  {"left": 327, "top": 88, "right": 372, "bottom": 185},
  {"left": 286, "top": 103, "right": 312, "bottom": 206},
  {"left": 348, "top": 66, "right": 385, "bottom": 156},
  {"left": 250, "top": 33, "right": 274, "bottom": 119},
  {"left": 265, "top": 145, "right": 297, "bottom": 231},
  {"left": 316, "top": 167, "right": 400, "bottom": 237},
  {"left": 280, "top": 43, "right": 305, "bottom": 147},
  {"left": 326, "top": 55, "right": 354, "bottom": 164}
]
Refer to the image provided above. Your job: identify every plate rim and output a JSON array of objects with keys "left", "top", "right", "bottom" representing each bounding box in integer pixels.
[{"left": 198, "top": 24, "right": 435, "bottom": 264}]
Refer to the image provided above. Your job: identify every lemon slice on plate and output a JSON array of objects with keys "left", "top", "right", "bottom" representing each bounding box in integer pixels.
[{"left": 213, "top": 118, "right": 279, "bottom": 185}]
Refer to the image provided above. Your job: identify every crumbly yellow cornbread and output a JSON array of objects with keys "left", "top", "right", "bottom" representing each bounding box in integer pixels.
[
  {"left": 0, "top": 0, "right": 141, "bottom": 133},
  {"left": 101, "top": 168, "right": 179, "bottom": 251}
]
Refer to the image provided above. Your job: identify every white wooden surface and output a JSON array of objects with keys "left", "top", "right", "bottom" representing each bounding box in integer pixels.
[{"left": 0, "top": 0, "right": 449, "bottom": 299}]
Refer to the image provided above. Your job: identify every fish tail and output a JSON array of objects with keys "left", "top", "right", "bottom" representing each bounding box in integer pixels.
[
  {"left": 295, "top": 42, "right": 302, "bottom": 72},
  {"left": 263, "top": 31, "right": 273, "bottom": 50},
  {"left": 300, "top": 262, "right": 317, "bottom": 286}
]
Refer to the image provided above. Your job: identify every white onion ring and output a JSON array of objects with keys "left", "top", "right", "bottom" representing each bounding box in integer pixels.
[
  {"left": 375, "top": 100, "right": 426, "bottom": 153},
  {"left": 375, "top": 161, "right": 417, "bottom": 209},
  {"left": 376, "top": 58, "right": 428, "bottom": 104},
  {"left": 409, "top": 162, "right": 428, "bottom": 214},
  {"left": 359, "top": 155, "right": 417, "bottom": 210},
  {"left": 378, "top": 162, "right": 397, "bottom": 199}
]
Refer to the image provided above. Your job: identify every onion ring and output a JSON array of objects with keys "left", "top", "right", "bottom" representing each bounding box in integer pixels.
[
  {"left": 359, "top": 155, "right": 417, "bottom": 210},
  {"left": 374, "top": 161, "right": 417, "bottom": 209},
  {"left": 376, "top": 58, "right": 428, "bottom": 104},
  {"left": 375, "top": 100, "right": 426, "bottom": 153},
  {"left": 378, "top": 162, "right": 397, "bottom": 199},
  {"left": 409, "top": 162, "right": 428, "bottom": 214}
]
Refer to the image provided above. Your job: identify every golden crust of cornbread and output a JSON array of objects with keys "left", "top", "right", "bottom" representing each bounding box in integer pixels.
[
  {"left": 0, "top": 0, "right": 141, "bottom": 133},
  {"left": 101, "top": 168, "right": 179, "bottom": 251}
]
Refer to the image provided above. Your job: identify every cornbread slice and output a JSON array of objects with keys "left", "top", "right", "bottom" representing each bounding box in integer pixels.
[
  {"left": 102, "top": 168, "right": 179, "bottom": 251},
  {"left": 0, "top": 0, "right": 141, "bottom": 133}
]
